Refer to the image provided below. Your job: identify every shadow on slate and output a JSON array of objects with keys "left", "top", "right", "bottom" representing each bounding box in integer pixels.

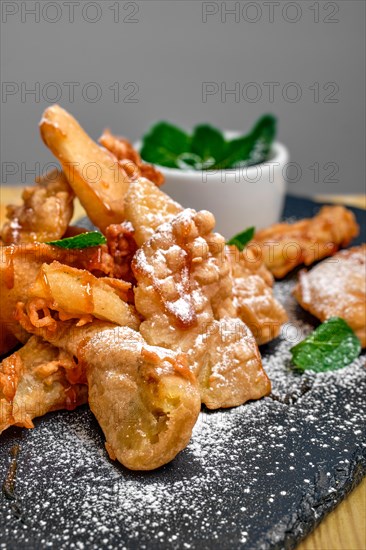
[{"left": 0, "top": 195, "right": 365, "bottom": 550}]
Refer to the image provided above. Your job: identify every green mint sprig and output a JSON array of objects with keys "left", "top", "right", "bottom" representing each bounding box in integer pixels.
[
  {"left": 290, "top": 317, "right": 361, "bottom": 373},
  {"left": 227, "top": 226, "right": 255, "bottom": 251},
  {"left": 46, "top": 231, "right": 107, "bottom": 249},
  {"left": 140, "top": 115, "right": 277, "bottom": 171}
]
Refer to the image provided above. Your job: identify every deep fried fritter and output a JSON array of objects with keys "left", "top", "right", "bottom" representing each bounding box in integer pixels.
[
  {"left": 125, "top": 177, "right": 182, "bottom": 246},
  {"left": 294, "top": 245, "right": 366, "bottom": 347},
  {"left": 0, "top": 242, "right": 118, "bottom": 355},
  {"left": 126, "top": 177, "right": 286, "bottom": 348},
  {"left": 1, "top": 170, "right": 74, "bottom": 244},
  {"left": 99, "top": 129, "right": 165, "bottom": 187},
  {"left": 253, "top": 206, "right": 359, "bottom": 278},
  {"left": 14, "top": 315, "right": 201, "bottom": 471},
  {"left": 0, "top": 335, "right": 87, "bottom": 434},
  {"left": 227, "top": 246, "right": 288, "bottom": 345},
  {"left": 132, "top": 208, "right": 271, "bottom": 409},
  {"left": 27, "top": 261, "right": 139, "bottom": 330},
  {"left": 40, "top": 105, "right": 130, "bottom": 231}
]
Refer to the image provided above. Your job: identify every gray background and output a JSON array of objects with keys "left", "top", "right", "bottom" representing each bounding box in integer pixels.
[{"left": 1, "top": 0, "right": 365, "bottom": 196}]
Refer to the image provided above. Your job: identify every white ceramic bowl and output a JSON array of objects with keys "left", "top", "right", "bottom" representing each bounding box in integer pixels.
[{"left": 136, "top": 136, "right": 289, "bottom": 239}]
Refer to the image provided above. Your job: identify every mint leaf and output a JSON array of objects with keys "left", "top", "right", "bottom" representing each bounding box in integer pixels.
[
  {"left": 227, "top": 226, "right": 255, "bottom": 251},
  {"left": 190, "top": 125, "right": 226, "bottom": 168},
  {"left": 46, "top": 231, "right": 107, "bottom": 249},
  {"left": 290, "top": 317, "right": 361, "bottom": 373},
  {"left": 214, "top": 115, "right": 277, "bottom": 169},
  {"left": 140, "top": 115, "right": 277, "bottom": 170},
  {"left": 140, "top": 122, "right": 191, "bottom": 169}
]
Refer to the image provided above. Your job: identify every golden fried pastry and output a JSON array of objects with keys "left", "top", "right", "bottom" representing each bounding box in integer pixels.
[
  {"left": 0, "top": 242, "right": 118, "bottom": 355},
  {"left": 125, "top": 177, "right": 182, "bottom": 246},
  {"left": 227, "top": 246, "right": 288, "bottom": 345},
  {"left": 132, "top": 208, "right": 271, "bottom": 409},
  {"left": 15, "top": 314, "right": 201, "bottom": 470},
  {"left": 294, "top": 245, "right": 366, "bottom": 347},
  {"left": 28, "top": 261, "right": 139, "bottom": 330},
  {"left": 99, "top": 129, "right": 165, "bottom": 187},
  {"left": 0, "top": 335, "right": 87, "bottom": 434},
  {"left": 126, "top": 177, "right": 286, "bottom": 348},
  {"left": 40, "top": 105, "right": 130, "bottom": 231},
  {"left": 1, "top": 169, "right": 74, "bottom": 244},
  {"left": 253, "top": 206, "right": 359, "bottom": 278}
]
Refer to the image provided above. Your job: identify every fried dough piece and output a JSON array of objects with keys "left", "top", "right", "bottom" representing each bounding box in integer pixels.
[
  {"left": 0, "top": 335, "right": 87, "bottom": 434},
  {"left": 1, "top": 170, "right": 74, "bottom": 244},
  {"left": 126, "top": 178, "right": 285, "bottom": 350},
  {"left": 0, "top": 242, "right": 117, "bottom": 355},
  {"left": 294, "top": 245, "right": 366, "bottom": 347},
  {"left": 132, "top": 208, "right": 271, "bottom": 409},
  {"left": 253, "top": 206, "right": 359, "bottom": 278},
  {"left": 125, "top": 177, "right": 182, "bottom": 246},
  {"left": 40, "top": 105, "right": 130, "bottom": 231},
  {"left": 28, "top": 261, "right": 139, "bottom": 330},
  {"left": 99, "top": 129, "right": 165, "bottom": 187},
  {"left": 15, "top": 314, "right": 201, "bottom": 471},
  {"left": 227, "top": 246, "right": 288, "bottom": 345}
]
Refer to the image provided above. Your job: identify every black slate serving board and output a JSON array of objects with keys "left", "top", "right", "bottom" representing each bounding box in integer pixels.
[{"left": 1, "top": 196, "right": 365, "bottom": 550}]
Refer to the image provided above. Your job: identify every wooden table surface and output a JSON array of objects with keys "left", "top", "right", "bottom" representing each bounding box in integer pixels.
[{"left": 1, "top": 187, "right": 365, "bottom": 550}]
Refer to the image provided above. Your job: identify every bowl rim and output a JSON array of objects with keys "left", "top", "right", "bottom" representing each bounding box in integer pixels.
[{"left": 134, "top": 139, "right": 289, "bottom": 179}]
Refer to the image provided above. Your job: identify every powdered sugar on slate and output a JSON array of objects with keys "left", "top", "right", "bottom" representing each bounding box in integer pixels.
[{"left": 0, "top": 278, "right": 365, "bottom": 550}]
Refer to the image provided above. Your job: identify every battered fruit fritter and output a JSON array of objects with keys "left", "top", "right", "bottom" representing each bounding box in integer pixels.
[
  {"left": 0, "top": 241, "right": 121, "bottom": 355},
  {"left": 294, "top": 245, "right": 366, "bottom": 348},
  {"left": 253, "top": 206, "right": 359, "bottom": 278},
  {"left": 126, "top": 178, "right": 286, "bottom": 347},
  {"left": 227, "top": 246, "right": 288, "bottom": 345},
  {"left": 0, "top": 335, "right": 87, "bottom": 434},
  {"left": 1, "top": 170, "right": 74, "bottom": 245},
  {"left": 14, "top": 314, "right": 201, "bottom": 470},
  {"left": 132, "top": 207, "right": 271, "bottom": 408}
]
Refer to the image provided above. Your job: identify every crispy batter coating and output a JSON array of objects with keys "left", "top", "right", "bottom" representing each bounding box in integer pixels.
[
  {"left": 253, "top": 206, "right": 359, "bottom": 278},
  {"left": 126, "top": 177, "right": 285, "bottom": 349},
  {"left": 125, "top": 178, "right": 182, "bottom": 246},
  {"left": 294, "top": 245, "right": 366, "bottom": 348},
  {"left": 27, "top": 261, "right": 139, "bottom": 330},
  {"left": 99, "top": 129, "right": 165, "bottom": 187},
  {"left": 1, "top": 170, "right": 74, "bottom": 245},
  {"left": 40, "top": 105, "right": 130, "bottom": 231},
  {"left": 227, "top": 246, "right": 288, "bottom": 345},
  {"left": 132, "top": 208, "right": 271, "bottom": 409},
  {"left": 0, "top": 335, "right": 87, "bottom": 434},
  {"left": 14, "top": 315, "right": 201, "bottom": 470},
  {"left": 0, "top": 242, "right": 119, "bottom": 355}
]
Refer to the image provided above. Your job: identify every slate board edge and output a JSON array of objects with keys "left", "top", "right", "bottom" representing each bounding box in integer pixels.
[{"left": 267, "top": 448, "right": 366, "bottom": 550}]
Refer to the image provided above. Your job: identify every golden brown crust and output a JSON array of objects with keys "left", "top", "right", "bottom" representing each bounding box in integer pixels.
[
  {"left": 0, "top": 242, "right": 120, "bottom": 356},
  {"left": 1, "top": 170, "right": 74, "bottom": 245},
  {"left": 294, "top": 245, "right": 366, "bottom": 348},
  {"left": 132, "top": 208, "right": 271, "bottom": 408},
  {"left": 0, "top": 336, "right": 87, "bottom": 434},
  {"left": 39, "top": 105, "right": 130, "bottom": 231},
  {"left": 99, "top": 129, "right": 165, "bottom": 187},
  {"left": 227, "top": 246, "right": 287, "bottom": 345},
  {"left": 125, "top": 178, "right": 182, "bottom": 246},
  {"left": 14, "top": 313, "right": 201, "bottom": 470},
  {"left": 84, "top": 326, "right": 200, "bottom": 470},
  {"left": 253, "top": 206, "right": 359, "bottom": 278}
]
